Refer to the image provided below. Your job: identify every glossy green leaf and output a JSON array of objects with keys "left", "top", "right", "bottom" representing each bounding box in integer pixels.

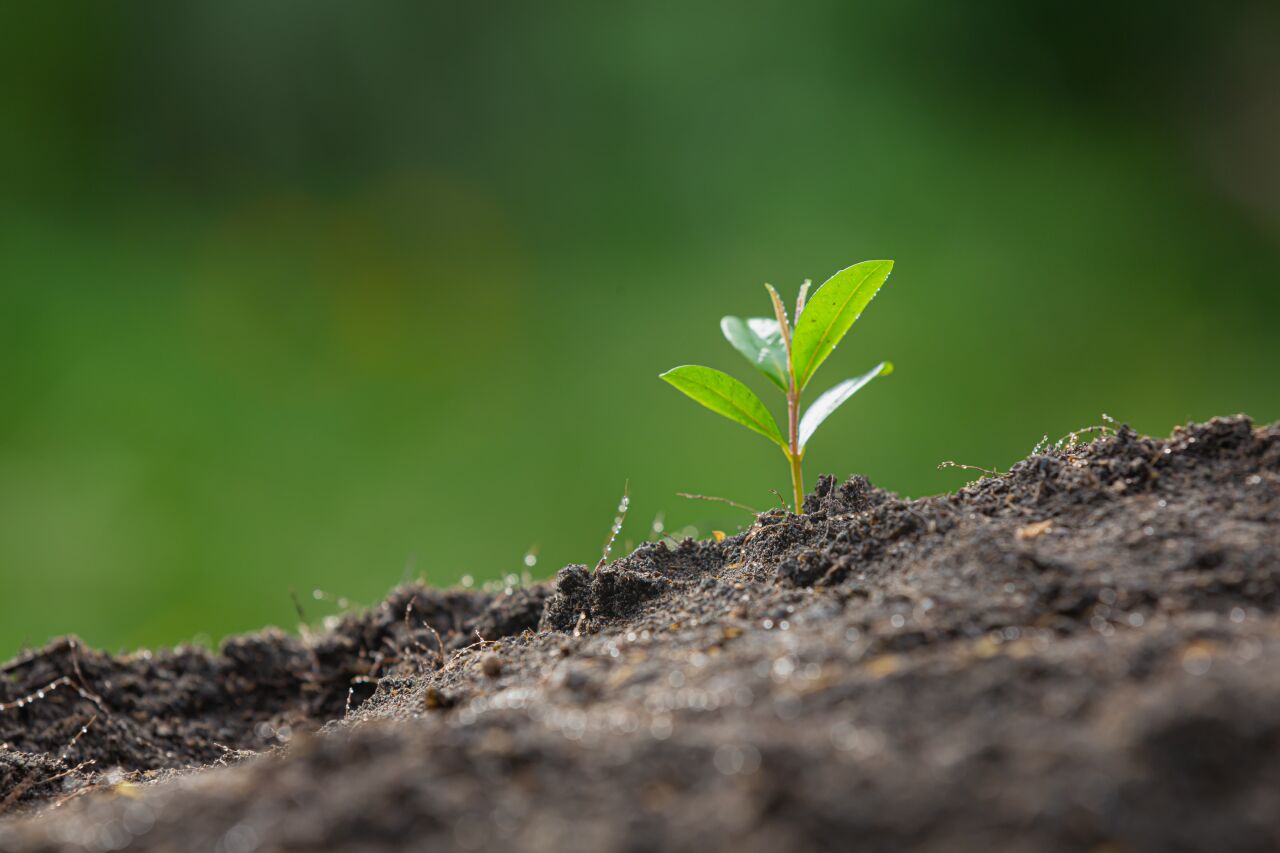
[
  {"left": 791, "top": 260, "right": 893, "bottom": 390},
  {"left": 798, "top": 361, "right": 893, "bottom": 450},
  {"left": 660, "top": 365, "right": 787, "bottom": 448},
  {"left": 720, "top": 316, "right": 788, "bottom": 390}
]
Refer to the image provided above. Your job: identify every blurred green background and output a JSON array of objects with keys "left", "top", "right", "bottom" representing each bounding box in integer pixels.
[{"left": 2, "top": 2, "right": 1278, "bottom": 656}]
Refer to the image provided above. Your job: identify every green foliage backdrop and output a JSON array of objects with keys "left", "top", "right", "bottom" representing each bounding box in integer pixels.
[{"left": 2, "top": 2, "right": 1278, "bottom": 654}]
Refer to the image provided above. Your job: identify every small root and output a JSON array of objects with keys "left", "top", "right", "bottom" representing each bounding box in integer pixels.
[
  {"left": 0, "top": 715, "right": 100, "bottom": 817},
  {"left": 403, "top": 597, "right": 445, "bottom": 670},
  {"left": 1053, "top": 413, "right": 1120, "bottom": 450},
  {"left": 0, "top": 760, "right": 96, "bottom": 817},
  {"left": 676, "top": 492, "right": 759, "bottom": 515},
  {"left": 937, "top": 460, "right": 1003, "bottom": 479},
  {"left": 1, "top": 677, "right": 92, "bottom": 714}
]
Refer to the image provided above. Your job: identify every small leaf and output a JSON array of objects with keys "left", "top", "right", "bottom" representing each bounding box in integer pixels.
[
  {"left": 763, "top": 283, "right": 792, "bottom": 345},
  {"left": 798, "top": 361, "right": 893, "bottom": 450},
  {"left": 660, "top": 365, "right": 787, "bottom": 448},
  {"left": 795, "top": 279, "right": 811, "bottom": 319},
  {"left": 790, "top": 260, "right": 893, "bottom": 390},
  {"left": 720, "top": 316, "right": 788, "bottom": 390}
]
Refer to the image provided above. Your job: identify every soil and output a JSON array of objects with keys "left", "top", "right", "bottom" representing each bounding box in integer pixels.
[{"left": 1, "top": 415, "right": 1279, "bottom": 852}]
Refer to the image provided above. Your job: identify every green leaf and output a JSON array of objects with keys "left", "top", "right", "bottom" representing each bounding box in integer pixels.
[
  {"left": 798, "top": 361, "right": 893, "bottom": 450},
  {"left": 660, "top": 365, "right": 787, "bottom": 449},
  {"left": 720, "top": 316, "right": 788, "bottom": 390},
  {"left": 791, "top": 260, "right": 893, "bottom": 390}
]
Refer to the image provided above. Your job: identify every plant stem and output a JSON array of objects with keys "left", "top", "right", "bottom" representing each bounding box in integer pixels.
[
  {"left": 764, "top": 282, "right": 805, "bottom": 514},
  {"left": 788, "top": 448, "right": 804, "bottom": 515},
  {"left": 786, "top": 386, "right": 803, "bottom": 514}
]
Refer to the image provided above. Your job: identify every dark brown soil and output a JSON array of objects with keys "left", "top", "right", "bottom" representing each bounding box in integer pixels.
[{"left": 2, "top": 416, "right": 1279, "bottom": 852}]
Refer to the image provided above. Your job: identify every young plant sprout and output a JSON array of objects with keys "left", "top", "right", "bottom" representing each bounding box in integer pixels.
[{"left": 661, "top": 260, "right": 894, "bottom": 514}]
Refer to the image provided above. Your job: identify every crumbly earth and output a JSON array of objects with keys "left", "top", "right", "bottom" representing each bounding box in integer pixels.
[{"left": 1, "top": 416, "right": 1278, "bottom": 852}]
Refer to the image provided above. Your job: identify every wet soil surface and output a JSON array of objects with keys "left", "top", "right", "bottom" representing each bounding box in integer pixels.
[{"left": 2, "top": 416, "right": 1279, "bottom": 852}]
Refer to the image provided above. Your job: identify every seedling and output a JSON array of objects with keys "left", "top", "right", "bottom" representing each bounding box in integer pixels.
[{"left": 661, "top": 260, "right": 895, "bottom": 514}]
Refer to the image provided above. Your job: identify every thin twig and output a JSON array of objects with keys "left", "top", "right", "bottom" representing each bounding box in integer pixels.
[
  {"left": 289, "top": 589, "right": 308, "bottom": 624},
  {"left": 596, "top": 480, "right": 631, "bottom": 570},
  {"left": 404, "top": 598, "right": 432, "bottom": 658},
  {"left": 1, "top": 677, "right": 72, "bottom": 712},
  {"left": 0, "top": 760, "right": 95, "bottom": 816},
  {"left": 0, "top": 715, "right": 99, "bottom": 817},
  {"left": 424, "top": 624, "right": 446, "bottom": 667},
  {"left": 402, "top": 597, "right": 447, "bottom": 669},
  {"left": 1053, "top": 414, "right": 1119, "bottom": 449},
  {"left": 0, "top": 639, "right": 107, "bottom": 717},
  {"left": 58, "top": 715, "right": 97, "bottom": 762},
  {"left": 67, "top": 639, "right": 108, "bottom": 716},
  {"left": 937, "top": 460, "right": 1002, "bottom": 478},
  {"left": 210, "top": 743, "right": 258, "bottom": 766},
  {"left": 676, "top": 492, "right": 760, "bottom": 515},
  {"left": 437, "top": 632, "right": 500, "bottom": 675}
]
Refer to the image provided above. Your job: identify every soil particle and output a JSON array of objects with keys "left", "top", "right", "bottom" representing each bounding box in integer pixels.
[
  {"left": 479, "top": 654, "right": 502, "bottom": 679},
  {"left": 1, "top": 415, "right": 1279, "bottom": 852}
]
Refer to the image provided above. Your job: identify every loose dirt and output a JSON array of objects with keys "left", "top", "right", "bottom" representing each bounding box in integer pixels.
[{"left": 2, "top": 416, "right": 1278, "bottom": 852}]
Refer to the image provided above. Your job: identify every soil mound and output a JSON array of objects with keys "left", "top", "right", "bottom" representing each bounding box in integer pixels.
[{"left": 2, "top": 416, "right": 1277, "bottom": 852}]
